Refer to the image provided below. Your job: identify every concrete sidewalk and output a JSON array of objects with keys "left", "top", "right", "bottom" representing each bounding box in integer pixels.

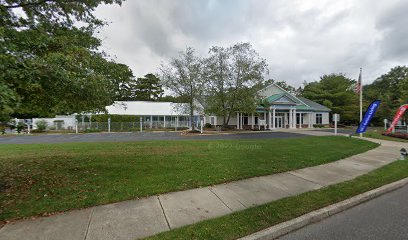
[{"left": 0, "top": 137, "right": 404, "bottom": 240}]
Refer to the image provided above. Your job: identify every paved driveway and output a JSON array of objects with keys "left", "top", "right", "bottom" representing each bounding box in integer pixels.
[{"left": 0, "top": 131, "right": 309, "bottom": 144}]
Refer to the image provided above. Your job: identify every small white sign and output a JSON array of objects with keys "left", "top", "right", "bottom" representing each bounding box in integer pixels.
[{"left": 333, "top": 114, "right": 340, "bottom": 122}]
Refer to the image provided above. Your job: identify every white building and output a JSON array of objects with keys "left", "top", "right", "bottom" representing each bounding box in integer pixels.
[
  {"left": 205, "top": 83, "right": 331, "bottom": 129},
  {"left": 31, "top": 83, "right": 330, "bottom": 130},
  {"left": 32, "top": 115, "right": 76, "bottom": 130},
  {"left": 104, "top": 101, "right": 202, "bottom": 128}
]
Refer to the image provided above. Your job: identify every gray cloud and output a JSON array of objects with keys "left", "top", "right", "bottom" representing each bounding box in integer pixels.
[
  {"left": 376, "top": 0, "right": 408, "bottom": 61},
  {"left": 95, "top": 0, "right": 408, "bottom": 87}
]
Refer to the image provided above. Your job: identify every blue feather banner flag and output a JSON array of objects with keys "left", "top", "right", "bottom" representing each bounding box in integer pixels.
[{"left": 356, "top": 100, "right": 381, "bottom": 134}]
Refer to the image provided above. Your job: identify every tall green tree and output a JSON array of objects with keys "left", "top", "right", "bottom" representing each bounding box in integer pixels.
[
  {"left": 160, "top": 47, "right": 205, "bottom": 130},
  {"left": 131, "top": 73, "right": 164, "bottom": 101},
  {"left": 364, "top": 66, "right": 408, "bottom": 124},
  {"left": 204, "top": 43, "right": 268, "bottom": 127},
  {"left": 1, "top": 0, "right": 133, "bottom": 119},
  {"left": 302, "top": 73, "right": 359, "bottom": 123}
]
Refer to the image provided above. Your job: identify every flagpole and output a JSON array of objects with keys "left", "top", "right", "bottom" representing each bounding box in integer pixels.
[{"left": 359, "top": 68, "right": 363, "bottom": 137}]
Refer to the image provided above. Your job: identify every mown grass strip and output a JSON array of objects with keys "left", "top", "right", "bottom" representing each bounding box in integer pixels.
[
  {"left": 0, "top": 136, "right": 376, "bottom": 221},
  {"left": 145, "top": 159, "right": 408, "bottom": 240}
]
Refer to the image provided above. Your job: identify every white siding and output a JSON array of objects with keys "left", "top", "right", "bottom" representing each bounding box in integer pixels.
[
  {"left": 32, "top": 115, "right": 76, "bottom": 129},
  {"left": 105, "top": 101, "right": 202, "bottom": 116},
  {"left": 322, "top": 112, "right": 330, "bottom": 124}
]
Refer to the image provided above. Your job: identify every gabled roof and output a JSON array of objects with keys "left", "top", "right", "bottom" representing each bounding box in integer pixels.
[
  {"left": 297, "top": 97, "right": 331, "bottom": 112},
  {"left": 266, "top": 93, "right": 299, "bottom": 105},
  {"left": 257, "top": 83, "right": 331, "bottom": 112}
]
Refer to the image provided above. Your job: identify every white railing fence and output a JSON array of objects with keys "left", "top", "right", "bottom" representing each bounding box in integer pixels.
[{"left": 74, "top": 120, "right": 200, "bottom": 133}]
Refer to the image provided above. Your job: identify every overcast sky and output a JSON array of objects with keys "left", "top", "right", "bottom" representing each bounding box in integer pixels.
[{"left": 95, "top": 0, "right": 408, "bottom": 87}]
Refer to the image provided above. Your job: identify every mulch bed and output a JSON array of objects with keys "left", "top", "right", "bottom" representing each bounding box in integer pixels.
[{"left": 383, "top": 132, "right": 408, "bottom": 140}]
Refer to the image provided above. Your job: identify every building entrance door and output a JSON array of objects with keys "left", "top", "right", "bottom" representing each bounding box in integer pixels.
[{"left": 275, "top": 116, "right": 283, "bottom": 128}]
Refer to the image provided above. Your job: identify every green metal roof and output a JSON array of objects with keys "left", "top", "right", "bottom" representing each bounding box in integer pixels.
[
  {"left": 297, "top": 97, "right": 331, "bottom": 112},
  {"left": 257, "top": 93, "right": 331, "bottom": 112},
  {"left": 265, "top": 93, "right": 286, "bottom": 103}
]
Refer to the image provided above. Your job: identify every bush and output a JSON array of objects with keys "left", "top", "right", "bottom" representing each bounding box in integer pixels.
[
  {"left": 16, "top": 122, "right": 25, "bottom": 134},
  {"left": 0, "top": 125, "right": 5, "bottom": 134},
  {"left": 79, "top": 114, "right": 141, "bottom": 122},
  {"left": 383, "top": 132, "right": 408, "bottom": 140},
  {"left": 204, "top": 123, "right": 212, "bottom": 128},
  {"left": 35, "top": 120, "right": 48, "bottom": 132},
  {"left": 8, "top": 119, "right": 16, "bottom": 130},
  {"left": 31, "top": 129, "right": 44, "bottom": 133},
  {"left": 84, "top": 128, "right": 102, "bottom": 133}
]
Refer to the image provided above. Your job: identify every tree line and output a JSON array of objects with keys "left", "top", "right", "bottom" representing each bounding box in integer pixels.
[
  {"left": 298, "top": 67, "right": 408, "bottom": 126},
  {"left": 158, "top": 44, "right": 408, "bottom": 128}
]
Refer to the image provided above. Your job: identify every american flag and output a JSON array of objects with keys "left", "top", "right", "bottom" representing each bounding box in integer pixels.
[{"left": 355, "top": 68, "right": 362, "bottom": 94}]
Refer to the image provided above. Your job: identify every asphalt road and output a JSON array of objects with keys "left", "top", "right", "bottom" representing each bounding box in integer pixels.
[
  {"left": 0, "top": 131, "right": 309, "bottom": 144},
  {"left": 279, "top": 184, "right": 408, "bottom": 240}
]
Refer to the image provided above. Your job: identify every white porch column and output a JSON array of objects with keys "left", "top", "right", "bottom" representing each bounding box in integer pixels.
[
  {"left": 272, "top": 107, "right": 276, "bottom": 129},
  {"left": 150, "top": 115, "right": 153, "bottom": 128},
  {"left": 314, "top": 112, "right": 317, "bottom": 126},
  {"left": 268, "top": 110, "right": 272, "bottom": 130},
  {"left": 251, "top": 113, "right": 254, "bottom": 129},
  {"left": 308, "top": 113, "right": 311, "bottom": 128},
  {"left": 236, "top": 112, "right": 240, "bottom": 129},
  {"left": 288, "top": 109, "right": 292, "bottom": 128},
  {"left": 299, "top": 113, "right": 302, "bottom": 128},
  {"left": 293, "top": 109, "right": 297, "bottom": 128},
  {"left": 263, "top": 112, "right": 266, "bottom": 129},
  {"left": 241, "top": 113, "right": 244, "bottom": 129},
  {"left": 163, "top": 116, "right": 166, "bottom": 128}
]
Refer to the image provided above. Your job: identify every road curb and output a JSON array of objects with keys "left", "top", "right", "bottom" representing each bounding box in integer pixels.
[{"left": 239, "top": 177, "right": 408, "bottom": 240}]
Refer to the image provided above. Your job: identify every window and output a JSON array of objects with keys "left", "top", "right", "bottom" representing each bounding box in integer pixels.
[
  {"left": 210, "top": 116, "right": 216, "bottom": 125},
  {"left": 243, "top": 115, "right": 249, "bottom": 125},
  {"left": 296, "top": 113, "right": 303, "bottom": 125},
  {"left": 316, "top": 113, "right": 323, "bottom": 124}
]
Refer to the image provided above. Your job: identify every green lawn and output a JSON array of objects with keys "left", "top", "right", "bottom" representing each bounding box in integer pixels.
[
  {"left": 0, "top": 136, "right": 377, "bottom": 221},
  {"left": 364, "top": 131, "right": 408, "bottom": 142},
  {"left": 146, "top": 160, "right": 408, "bottom": 240}
]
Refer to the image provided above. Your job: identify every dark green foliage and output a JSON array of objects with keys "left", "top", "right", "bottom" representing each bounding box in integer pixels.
[
  {"left": 35, "top": 119, "right": 48, "bottom": 131},
  {"left": 0, "top": 126, "right": 6, "bottom": 134},
  {"left": 15, "top": 122, "right": 25, "bottom": 133},
  {"left": 81, "top": 114, "right": 141, "bottom": 122},
  {"left": 204, "top": 43, "right": 268, "bottom": 127},
  {"left": 1, "top": 0, "right": 133, "bottom": 119},
  {"left": 364, "top": 66, "right": 408, "bottom": 125},
  {"left": 122, "top": 73, "right": 164, "bottom": 101},
  {"left": 204, "top": 123, "right": 212, "bottom": 128},
  {"left": 302, "top": 74, "right": 359, "bottom": 124},
  {"left": 83, "top": 128, "right": 103, "bottom": 133}
]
